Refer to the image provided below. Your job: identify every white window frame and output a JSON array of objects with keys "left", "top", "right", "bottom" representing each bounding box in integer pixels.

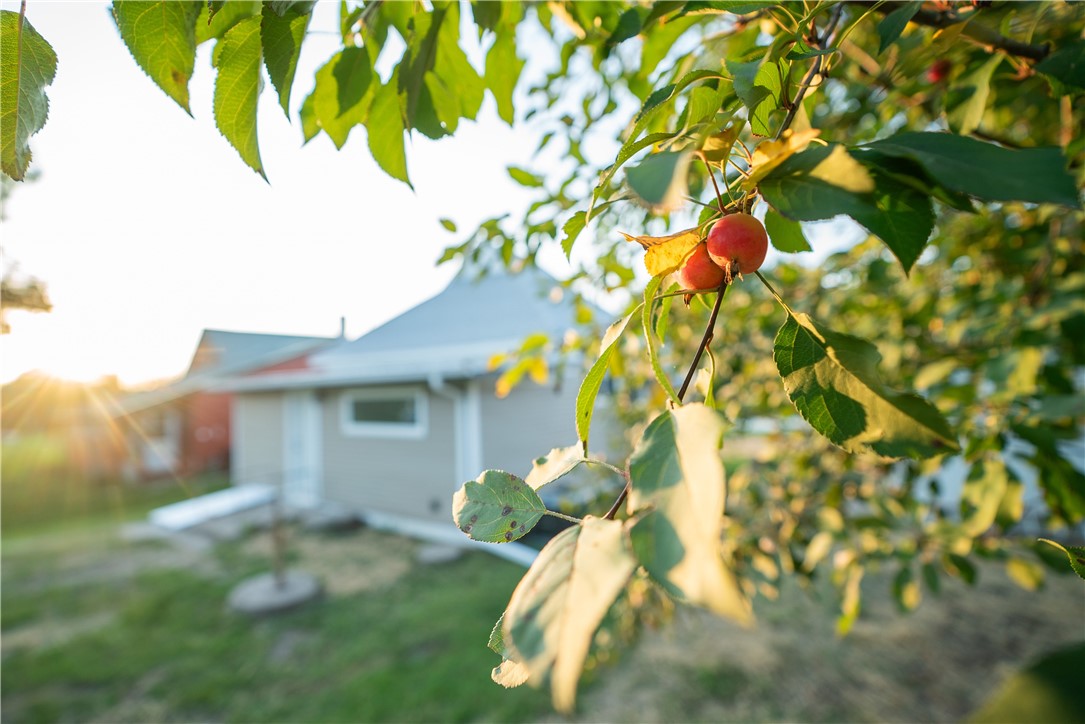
[{"left": 339, "top": 386, "right": 428, "bottom": 440}]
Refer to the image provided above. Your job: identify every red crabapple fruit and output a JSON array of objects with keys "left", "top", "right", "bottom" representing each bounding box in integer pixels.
[
  {"left": 706, "top": 213, "right": 768, "bottom": 276},
  {"left": 678, "top": 242, "right": 725, "bottom": 291}
]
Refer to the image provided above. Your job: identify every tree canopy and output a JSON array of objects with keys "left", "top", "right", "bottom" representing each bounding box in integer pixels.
[{"left": 1, "top": 0, "right": 1083, "bottom": 713}]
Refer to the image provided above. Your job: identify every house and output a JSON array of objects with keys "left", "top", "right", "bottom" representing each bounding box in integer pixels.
[
  {"left": 117, "top": 329, "right": 339, "bottom": 479},
  {"left": 224, "top": 268, "right": 620, "bottom": 545}
]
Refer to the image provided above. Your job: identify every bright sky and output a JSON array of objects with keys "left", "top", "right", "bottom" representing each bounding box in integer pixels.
[{"left": 0, "top": 1, "right": 561, "bottom": 386}]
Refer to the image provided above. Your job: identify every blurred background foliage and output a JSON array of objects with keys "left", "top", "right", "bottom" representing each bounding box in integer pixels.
[{"left": 438, "top": 0, "right": 1084, "bottom": 625}]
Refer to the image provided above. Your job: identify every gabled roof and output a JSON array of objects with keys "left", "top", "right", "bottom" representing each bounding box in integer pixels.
[
  {"left": 185, "top": 329, "right": 334, "bottom": 380},
  {"left": 119, "top": 330, "right": 337, "bottom": 414},
  {"left": 230, "top": 267, "right": 593, "bottom": 391},
  {"left": 319, "top": 267, "right": 577, "bottom": 358}
]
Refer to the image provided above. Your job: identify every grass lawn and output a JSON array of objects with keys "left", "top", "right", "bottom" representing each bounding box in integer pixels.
[
  {"left": 3, "top": 472, "right": 1083, "bottom": 723},
  {"left": 2, "top": 521, "right": 553, "bottom": 723}
]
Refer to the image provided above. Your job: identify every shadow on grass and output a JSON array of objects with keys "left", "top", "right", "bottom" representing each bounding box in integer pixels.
[{"left": 2, "top": 539, "right": 552, "bottom": 723}]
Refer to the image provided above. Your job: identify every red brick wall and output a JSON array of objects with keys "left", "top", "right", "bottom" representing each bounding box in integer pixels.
[{"left": 181, "top": 391, "right": 232, "bottom": 474}]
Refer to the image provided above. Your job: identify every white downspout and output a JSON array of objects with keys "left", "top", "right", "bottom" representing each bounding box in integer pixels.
[{"left": 427, "top": 373, "right": 467, "bottom": 486}]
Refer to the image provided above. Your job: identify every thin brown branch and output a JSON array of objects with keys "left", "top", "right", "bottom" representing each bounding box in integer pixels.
[
  {"left": 700, "top": 153, "right": 727, "bottom": 213},
  {"left": 774, "top": 3, "right": 845, "bottom": 141},
  {"left": 603, "top": 484, "right": 628, "bottom": 520},
  {"left": 863, "top": 3, "right": 1050, "bottom": 62},
  {"left": 604, "top": 273, "right": 732, "bottom": 522},
  {"left": 677, "top": 271, "right": 732, "bottom": 401}
]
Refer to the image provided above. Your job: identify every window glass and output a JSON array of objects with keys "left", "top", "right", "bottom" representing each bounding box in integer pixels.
[{"left": 351, "top": 397, "right": 416, "bottom": 425}]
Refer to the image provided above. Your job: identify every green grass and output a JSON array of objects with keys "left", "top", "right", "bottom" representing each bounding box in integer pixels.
[
  {"left": 1, "top": 524, "right": 552, "bottom": 723},
  {"left": 1, "top": 443, "right": 228, "bottom": 539},
  {"left": 2, "top": 460, "right": 552, "bottom": 723}
]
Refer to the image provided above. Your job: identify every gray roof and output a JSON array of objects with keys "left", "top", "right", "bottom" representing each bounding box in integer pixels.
[
  {"left": 119, "top": 330, "right": 337, "bottom": 414},
  {"left": 314, "top": 268, "right": 581, "bottom": 362},
  {"left": 229, "top": 268, "right": 594, "bottom": 391},
  {"left": 185, "top": 329, "right": 335, "bottom": 380}
]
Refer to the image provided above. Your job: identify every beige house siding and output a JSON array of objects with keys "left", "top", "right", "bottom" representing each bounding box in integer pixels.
[
  {"left": 478, "top": 374, "right": 583, "bottom": 478},
  {"left": 232, "top": 392, "right": 284, "bottom": 485},
  {"left": 321, "top": 385, "right": 457, "bottom": 523}
]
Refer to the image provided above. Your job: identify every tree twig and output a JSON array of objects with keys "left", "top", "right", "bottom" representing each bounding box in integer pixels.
[
  {"left": 861, "top": 3, "right": 1050, "bottom": 62},
  {"left": 604, "top": 273, "right": 732, "bottom": 521},
  {"left": 774, "top": 3, "right": 845, "bottom": 141},
  {"left": 677, "top": 272, "right": 732, "bottom": 401}
]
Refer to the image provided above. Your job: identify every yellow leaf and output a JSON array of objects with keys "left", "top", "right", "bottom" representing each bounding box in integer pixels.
[
  {"left": 491, "top": 658, "right": 531, "bottom": 688},
  {"left": 808, "top": 144, "right": 875, "bottom": 193},
  {"left": 495, "top": 375, "right": 512, "bottom": 399},
  {"left": 529, "top": 358, "right": 549, "bottom": 385},
  {"left": 700, "top": 126, "right": 738, "bottom": 163},
  {"left": 742, "top": 128, "right": 821, "bottom": 190},
  {"left": 620, "top": 226, "right": 702, "bottom": 276}
]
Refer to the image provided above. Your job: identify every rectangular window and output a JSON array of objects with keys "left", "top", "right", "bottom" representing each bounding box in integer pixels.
[
  {"left": 340, "top": 388, "right": 427, "bottom": 439},
  {"left": 350, "top": 397, "right": 416, "bottom": 425}
]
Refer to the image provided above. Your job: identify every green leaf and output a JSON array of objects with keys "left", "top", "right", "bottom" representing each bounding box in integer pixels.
[
  {"left": 503, "top": 517, "right": 636, "bottom": 713},
  {"left": 589, "top": 131, "right": 675, "bottom": 220},
  {"left": 309, "top": 48, "right": 374, "bottom": 150},
  {"left": 0, "top": 10, "right": 57, "bottom": 181},
  {"left": 524, "top": 445, "right": 586, "bottom": 490},
  {"left": 588, "top": 67, "right": 723, "bottom": 218},
  {"left": 759, "top": 144, "right": 933, "bottom": 272},
  {"left": 366, "top": 78, "right": 411, "bottom": 187},
  {"left": 260, "top": 2, "right": 312, "bottom": 115},
  {"left": 196, "top": 0, "right": 257, "bottom": 45},
  {"left": 332, "top": 49, "right": 375, "bottom": 129},
  {"left": 485, "top": 30, "right": 523, "bottom": 125},
  {"left": 507, "top": 165, "right": 544, "bottom": 188},
  {"left": 113, "top": 1, "right": 201, "bottom": 114},
  {"left": 858, "top": 166, "right": 935, "bottom": 273},
  {"left": 1037, "top": 539, "right": 1085, "bottom": 580},
  {"left": 576, "top": 310, "right": 639, "bottom": 453},
  {"left": 266, "top": 0, "right": 314, "bottom": 17},
  {"left": 625, "top": 150, "right": 691, "bottom": 213},
  {"left": 682, "top": 84, "right": 729, "bottom": 130},
  {"left": 764, "top": 208, "right": 810, "bottom": 252},
  {"left": 398, "top": 6, "right": 444, "bottom": 127},
  {"left": 471, "top": 0, "right": 503, "bottom": 33},
  {"left": 627, "top": 404, "right": 752, "bottom": 623},
  {"left": 212, "top": 15, "right": 265, "bottom": 179},
  {"left": 607, "top": 7, "right": 642, "bottom": 48},
  {"left": 1010, "top": 423, "right": 1085, "bottom": 523},
  {"left": 438, "top": 218, "right": 456, "bottom": 232},
  {"left": 921, "top": 561, "right": 940, "bottom": 596},
  {"left": 945, "top": 54, "right": 1002, "bottom": 136},
  {"left": 1035, "top": 39, "right": 1085, "bottom": 94},
  {"left": 759, "top": 144, "right": 875, "bottom": 218},
  {"left": 727, "top": 56, "right": 786, "bottom": 137},
  {"left": 643, "top": 275, "right": 680, "bottom": 404},
  {"left": 298, "top": 89, "right": 318, "bottom": 143},
  {"left": 876, "top": 2, "right": 920, "bottom": 54},
  {"left": 432, "top": 3, "right": 484, "bottom": 122},
  {"left": 864, "top": 132, "right": 1081, "bottom": 208},
  {"left": 679, "top": 1, "right": 771, "bottom": 16},
  {"left": 560, "top": 210, "right": 586, "bottom": 259},
  {"left": 452, "top": 470, "right": 546, "bottom": 543},
  {"left": 945, "top": 553, "right": 977, "bottom": 585},
  {"left": 851, "top": 148, "right": 974, "bottom": 212},
  {"left": 773, "top": 311, "right": 959, "bottom": 458}
]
